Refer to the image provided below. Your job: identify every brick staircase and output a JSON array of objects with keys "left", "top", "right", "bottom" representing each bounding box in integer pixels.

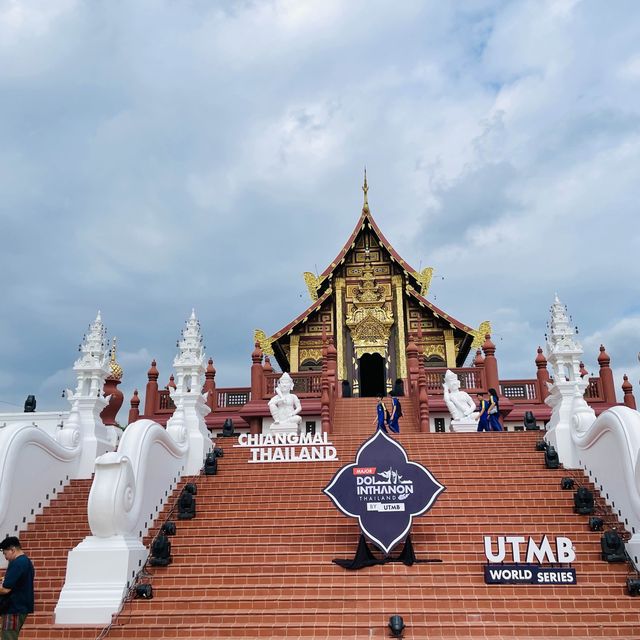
[
  {"left": 18, "top": 478, "right": 103, "bottom": 639},
  {"left": 332, "top": 397, "right": 419, "bottom": 433},
  {"left": 16, "top": 428, "right": 640, "bottom": 639}
]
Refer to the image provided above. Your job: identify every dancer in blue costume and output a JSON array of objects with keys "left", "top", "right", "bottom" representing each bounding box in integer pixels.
[
  {"left": 388, "top": 394, "right": 401, "bottom": 434},
  {"left": 487, "top": 387, "right": 503, "bottom": 431},
  {"left": 374, "top": 395, "right": 388, "bottom": 433},
  {"left": 476, "top": 392, "right": 490, "bottom": 432}
]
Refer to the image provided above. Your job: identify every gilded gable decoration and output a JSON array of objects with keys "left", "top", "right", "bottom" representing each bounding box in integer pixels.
[{"left": 345, "top": 250, "right": 394, "bottom": 358}]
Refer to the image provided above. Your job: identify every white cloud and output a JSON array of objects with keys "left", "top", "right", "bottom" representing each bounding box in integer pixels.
[{"left": 1, "top": 0, "right": 640, "bottom": 411}]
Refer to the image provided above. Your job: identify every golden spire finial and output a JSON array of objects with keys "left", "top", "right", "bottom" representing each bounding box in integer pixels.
[
  {"left": 362, "top": 167, "right": 369, "bottom": 212},
  {"left": 108, "top": 336, "right": 123, "bottom": 380}
]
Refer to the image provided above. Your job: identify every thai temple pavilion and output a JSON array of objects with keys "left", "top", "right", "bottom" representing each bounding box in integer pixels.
[
  {"left": 257, "top": 173, "right": 485, "bottom": 397},
  {"left": 136, "top": 175, "right": 628, "bottom": 434}
]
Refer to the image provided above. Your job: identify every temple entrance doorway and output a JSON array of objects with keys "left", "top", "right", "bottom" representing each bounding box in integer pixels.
[{"left": 358, "top": 353, "right": 386, "bottom": 397}]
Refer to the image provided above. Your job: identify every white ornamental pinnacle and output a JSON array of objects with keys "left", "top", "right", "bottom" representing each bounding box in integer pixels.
[
  {"left": 74, "top": 311, "right": 109, "bottom": 370},
  {"left": 546, "top": 294, "right": 582, "bottom": 356},
  {"left": 174, "top": 308, "right": 205, "bottom": 367}
]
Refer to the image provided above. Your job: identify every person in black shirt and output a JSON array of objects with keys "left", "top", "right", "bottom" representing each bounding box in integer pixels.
[{"left": 0, "top": 537, "right": 34, "bottom": 640}]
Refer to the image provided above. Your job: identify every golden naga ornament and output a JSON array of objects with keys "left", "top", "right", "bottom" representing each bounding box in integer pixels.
[
  {"left": 471, "top": 320, "right": 492, "bottom": 349},
  {"left": 303, "top": 272, "right": 320, "bottom": 301},
  {"left": 253, "top": 329, "right": 274, "bottom": 356},
  {"left": 415, "top": 267, "right": 434, "bottom": 297}
]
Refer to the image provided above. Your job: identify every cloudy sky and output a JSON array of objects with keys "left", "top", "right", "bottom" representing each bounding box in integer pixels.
[{"left": 1, "top": 0, "right": 639, "bottom": 414}]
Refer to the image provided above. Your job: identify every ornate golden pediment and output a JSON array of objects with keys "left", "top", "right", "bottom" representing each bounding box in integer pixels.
[{"left": 345, "top": 251, "right": 394, "bottom": 359}]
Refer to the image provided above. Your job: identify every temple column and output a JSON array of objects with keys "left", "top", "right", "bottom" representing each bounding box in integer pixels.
[
  {"left": 334, "top": 277, "right": 346, "bottom": 383},
  {"left": 444, "top": 329, "right": 456, "bottom": 369},
  {"left": 392, "top": 275, "right": 407, "bottom": 382},
  {"left": 598, "top": 345, "right": 617, "bottom": 404},
  {"left": 289, "top": 335, "right": 300, "bottom": 373}
]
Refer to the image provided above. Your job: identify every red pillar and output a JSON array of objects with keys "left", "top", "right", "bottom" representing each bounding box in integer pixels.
[
  {"left": 144, "top": 360, "right": 159, "bottom": 416},
  {"left": 535, "top": 347, "right": 550, "bottom": 402},
  {"left": 598, "top": 345, "right": 617, "bottom": 404},
  {"left": 128, "top": 389, "right": 140, "bottom": 425},
  {"left": 406, "top": 334, "right": 419, "bottom": 398},
  {"left": 417, "top": 354, "right": 430, "bottom": 432},
  {"left": 250, "top": 341, "right": 264, "bottom": 434},
  {"left": 622, "top": 375, "right": 637, "bottom": 410},
  {"left": 482, "top": 334, "right": 500, "bottom": 393},
  {"left": 101, "top": 375, "right": 124, "bottom": 426},
  {"left": 203, "top": 358, "right": 217, "bottom": 411}
]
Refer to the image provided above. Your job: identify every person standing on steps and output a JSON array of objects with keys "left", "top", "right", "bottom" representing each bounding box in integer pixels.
[
  {"left": 487, "top": 387, "right": 503, "bottom": 432},
  {"left": 388, "top": 393, "right": 402, "bottom": 434},
  {"left": 476, "top": 392, "right": 490, "bottom": 432},
  {"left": 373, "top": 395, "right": 388, "bottom": 433},
  {"left": 0, "top": 537, "right": 35, "bottom": 640}
]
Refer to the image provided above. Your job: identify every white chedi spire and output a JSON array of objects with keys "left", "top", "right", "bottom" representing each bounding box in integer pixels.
[
  {"left": 174, "top": 308, "right": 205, "bottom": 367},
  {"left": 74, "top": 311, "right": 109, "bottom": 371},
  {"left": 546, "top": 294, "right": 582, "bottom": 357}
]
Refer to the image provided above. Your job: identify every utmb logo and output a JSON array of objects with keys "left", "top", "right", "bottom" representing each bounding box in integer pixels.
[{"left": 484, "top": 535, "right": 575, "bottom": 564}]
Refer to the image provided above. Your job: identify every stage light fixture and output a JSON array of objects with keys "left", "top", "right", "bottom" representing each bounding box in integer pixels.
[
  {"left": 24, "top": 395, "right": 37, "bottom": 413},
  {"left": 222, "top": 418, "right": 235, "bottom": 437},
  {"left": 134, "top": 584, "right": 153, "bottom": 599},
  {"left": 388, "top": 615, "right": 405, "bottom": 638},
  {"left": 589, "top": 517, "right": 604, "bottom": 532},
  {"left": 184, "top": 483, "right": 197, "bottom": 495},
  {"left": 204, "top": 452, "right": 218, "bottom": 476},
  {"left": 561, "top": 477, "right": 575, "bottom": 490},
  {"left": 535, "top": 439, "right": 548, "bottom": 452},
  {"left": 627, "top": 577, "right": 640, "bottom": 596},
  {"left": 161, "top": 521, "right": 176, "bottom": 536},
  {"left": 544, "top": 445, "right": 559, "bottom": 469},
  {"left": 524, "top": 411, "right": 539, "bottom": 430},
  {"left": 601, "top": 530, "right": 626, "bottom": 563},
  {"left": 573, "top": 487, "right": 594, "bottom": 515},
  {"left": 148, "top": 533, "right": 172, "bottom": 567},
  {"left": 213, "top": 446, "right": 224, "bottom": 458},
  {"left": 177, "top": 489, "right": 196, "bottom": 520}
]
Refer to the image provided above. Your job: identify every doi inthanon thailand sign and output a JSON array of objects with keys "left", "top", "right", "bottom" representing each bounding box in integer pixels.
[{"left": 323, "top": 430, "right": 445, "bottom": 555}]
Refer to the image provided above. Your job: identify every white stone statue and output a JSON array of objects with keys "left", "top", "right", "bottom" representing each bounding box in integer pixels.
[
  {"left": 267, "top": 372, "right": 302, "bottom": 433},
  {"left": 443, "top": 369, "right": 478, "bottom": 432}
]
